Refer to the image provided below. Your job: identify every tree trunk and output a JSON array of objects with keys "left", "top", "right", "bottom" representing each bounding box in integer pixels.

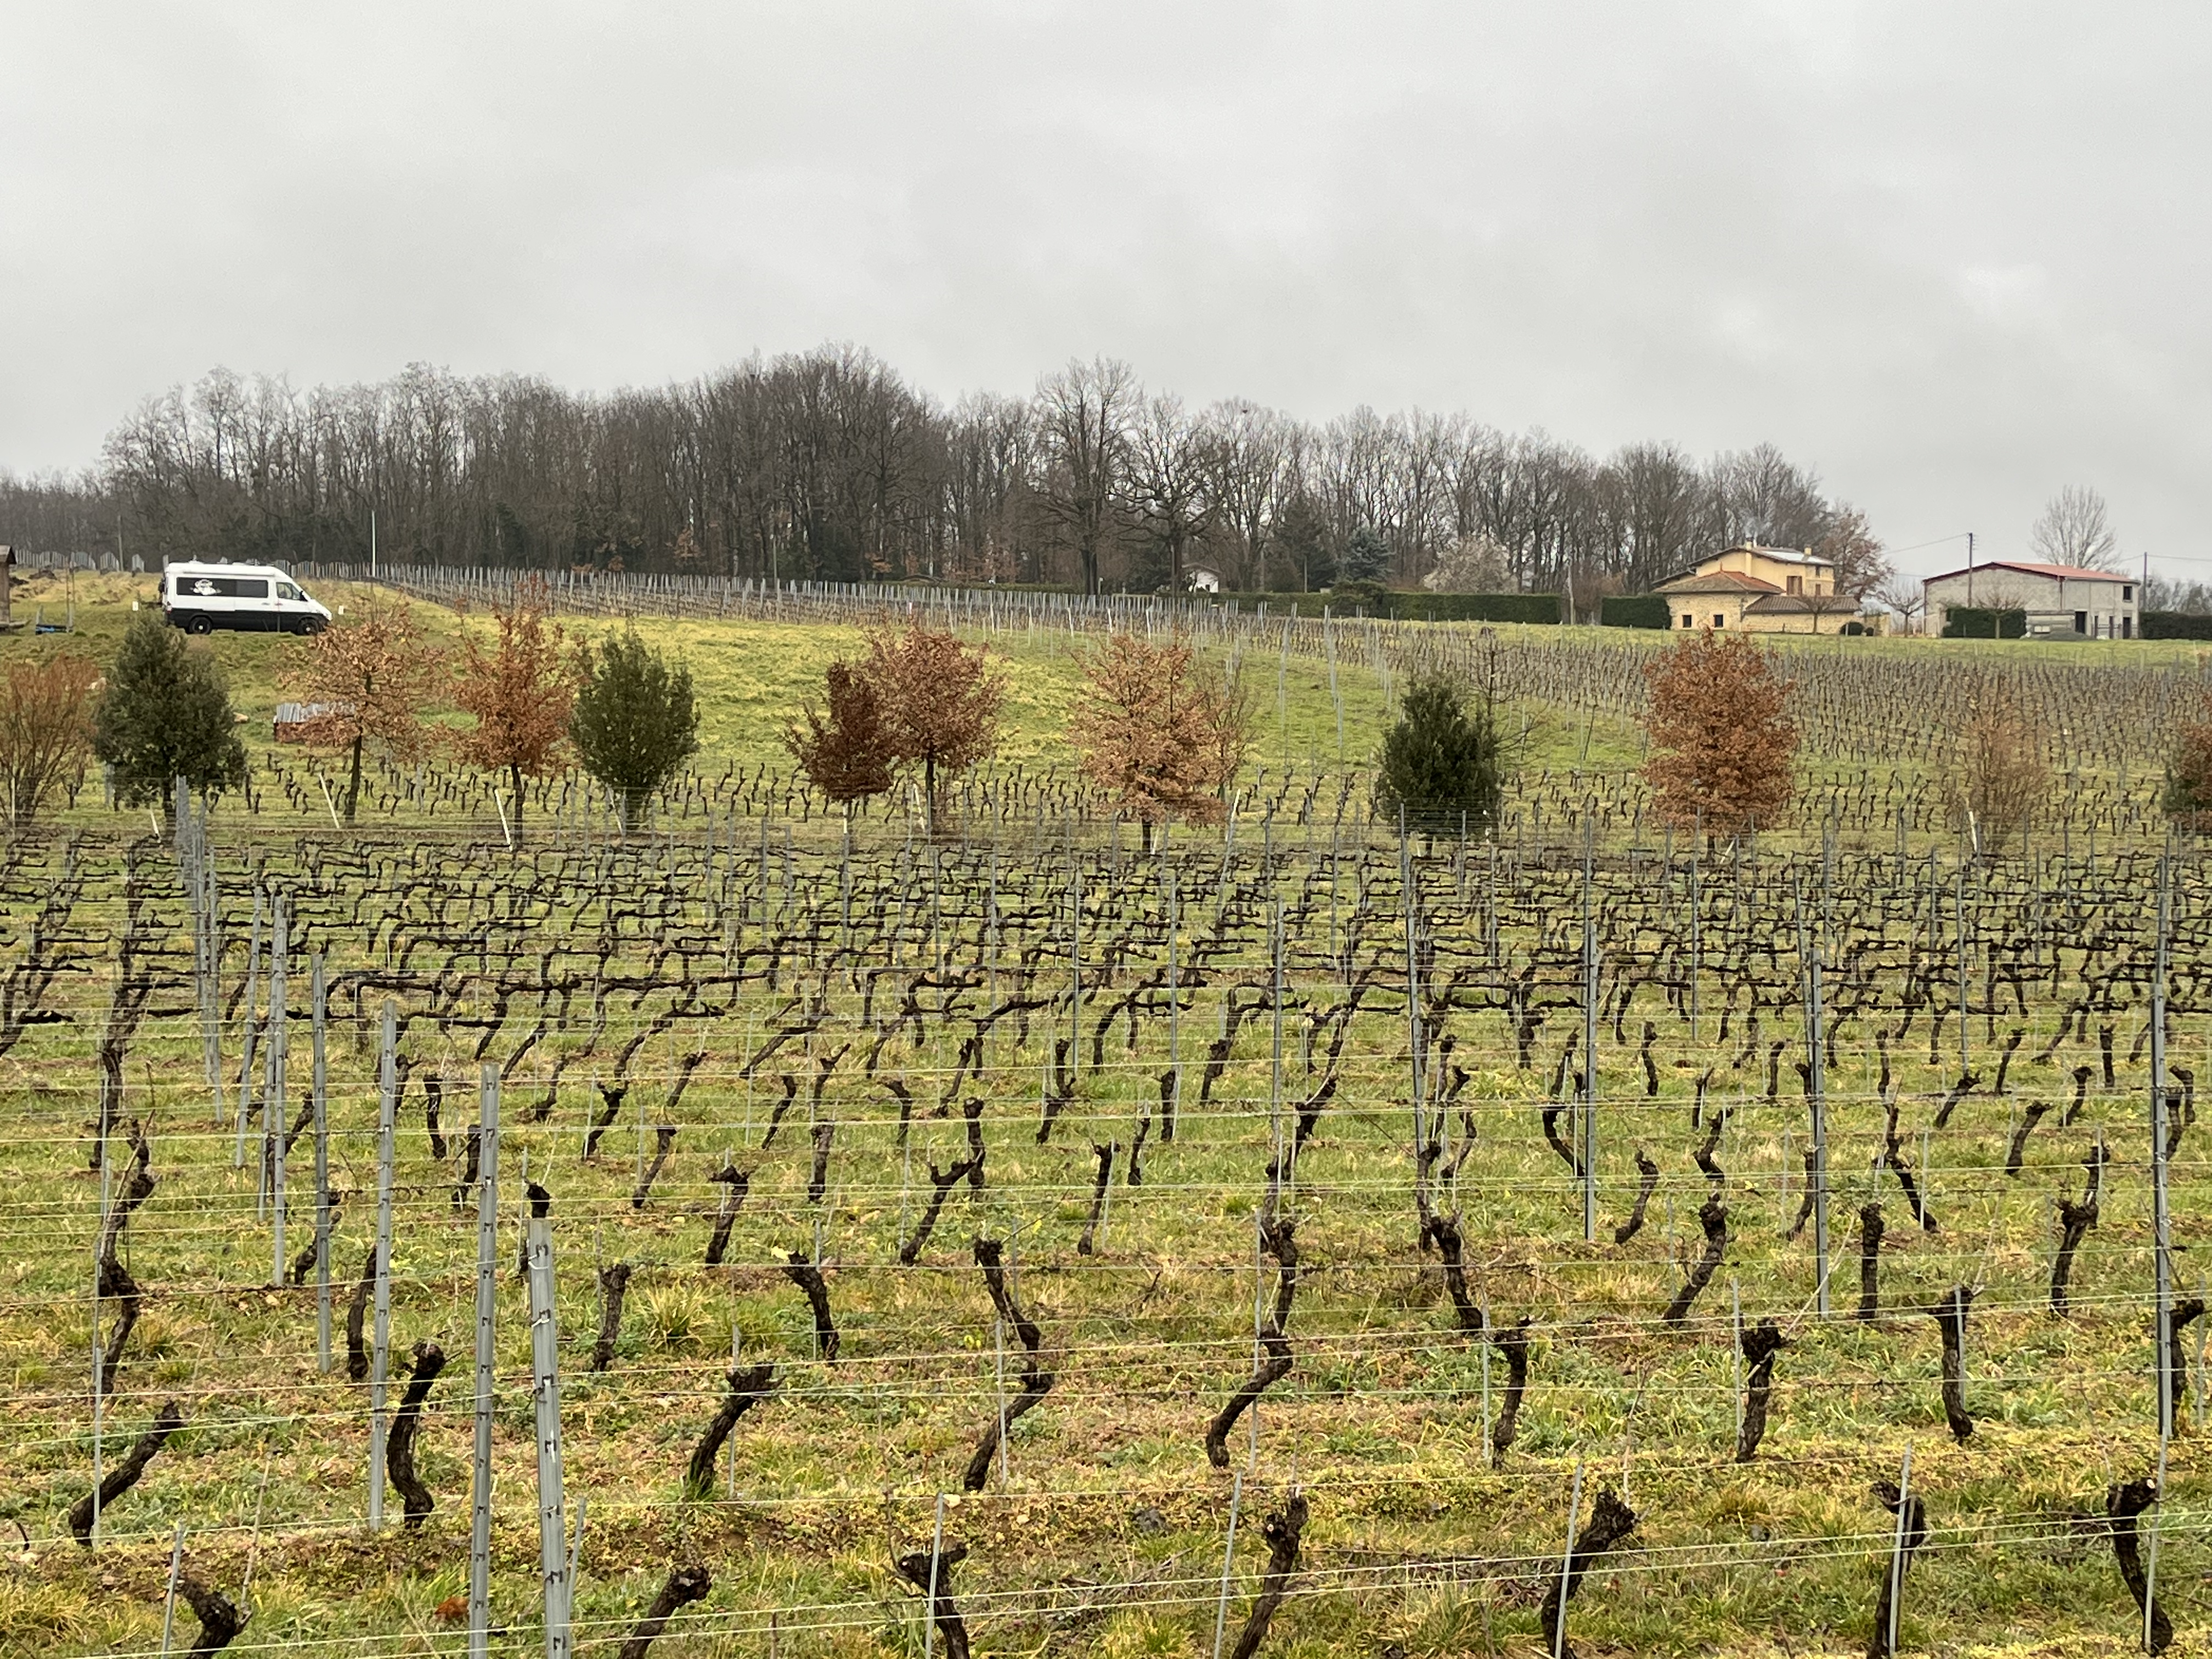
[
  {"left": 509, "top": 762, "right": 526, "bottom": 842},
  {"left": 345, "top": 733, "right": 364, "bottom": 824}
]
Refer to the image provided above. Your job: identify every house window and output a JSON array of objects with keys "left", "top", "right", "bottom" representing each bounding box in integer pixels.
[
  {"left": 2124, "top": 585, "right": 2134, "bottom": 601},
  {"left": 1713, "top": 613, "right": 1725, "bottom": 629},
  {"left": 1680, "top": 613, "right": 1694, "bottom": 628},
  {"left": 1786, "top": 575, "right": 1803, "bottom": 595}
]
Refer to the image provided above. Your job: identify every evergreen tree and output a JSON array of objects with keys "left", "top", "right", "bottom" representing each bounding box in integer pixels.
[
  {"left": 1372, "top": 673, "right": 1504, "bottom": 840},
  {"left": 1339, "top": 524, "right": 1393, "bottom": 585},
  {"left": 92, "top": 612, "right": 248, "bottom": 812},
  {"left": 569, "top": 627, "right": 699, "bottom": 831}
]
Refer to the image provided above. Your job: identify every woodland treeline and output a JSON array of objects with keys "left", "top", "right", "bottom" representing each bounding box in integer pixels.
[{"left": 2, "top": 346, "right": 1877, "bottom": 594}]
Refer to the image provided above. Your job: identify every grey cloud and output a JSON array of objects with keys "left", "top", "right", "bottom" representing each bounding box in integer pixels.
[{"left": 3, "top": 2, "right": 2208, "bottom": 575}]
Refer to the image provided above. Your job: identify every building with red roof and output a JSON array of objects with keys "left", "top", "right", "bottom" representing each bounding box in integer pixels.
[{"left": 1921, "top": 560, "right": 2137, "bottom": 640}]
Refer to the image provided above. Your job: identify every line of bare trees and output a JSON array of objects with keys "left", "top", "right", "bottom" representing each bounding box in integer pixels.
[{"left": 3, "top": 347, "right": 1878, "bottom": 597}]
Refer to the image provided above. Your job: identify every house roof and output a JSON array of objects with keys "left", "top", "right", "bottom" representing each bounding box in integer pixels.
[
  {"left": 1657, "top": 569, "right": 1781, "bottom": 595},
  {"left": 1923, "top": 560, "right": 2131, "bottom": 587},
  {"left": 1745, "top": 593, "right": 1848, "bottom": 614},
  {"left": 1729, "top": 544, "right": 1833, "bottom": 567}
]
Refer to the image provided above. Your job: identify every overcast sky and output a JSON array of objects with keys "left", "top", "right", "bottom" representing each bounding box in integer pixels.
[{"left": 4, "top": 3, "right": 2207, "bottom": 579}]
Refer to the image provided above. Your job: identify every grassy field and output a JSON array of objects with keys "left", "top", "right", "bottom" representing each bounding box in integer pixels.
[{"left": 0, "top": 578, "right": 2206, "bottom": 1657}]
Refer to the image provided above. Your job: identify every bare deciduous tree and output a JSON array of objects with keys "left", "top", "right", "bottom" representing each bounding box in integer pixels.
[
  {"left": 1035, "top": 359, "right": 1140, "bottom": 596},
  {"left": 2029, "top": 486, "right": 2121, "bottom": 571},
  {"left": 1815, "top": 504, "right": 1893, "bottom": 600},
  {"left": 0, "top": 654, "right": 97, "bottom": 827},
  {"left": 285, "top": 595, "right": 443, "bottom": 822},
  {"left": 1877, "top": 575, "right": 1927, "bottom": 634},
  {"left": 1130, "top": 396, "right": 1213, "bottom": 594},
  {"left": 1945, "top": 696, "right": 2046, "bottom": 856}
]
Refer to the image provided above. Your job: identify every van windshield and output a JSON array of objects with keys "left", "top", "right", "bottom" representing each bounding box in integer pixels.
[{"left": 276, "top": 583, "right": 304, "bottom": 601}]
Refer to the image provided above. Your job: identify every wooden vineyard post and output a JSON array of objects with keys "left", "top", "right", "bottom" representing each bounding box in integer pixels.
[
  {"left": 268, "top": 893, "right": 288, "bottom": 1287},
  {"left": 312, "top": 953, "right": 331, "bottom": 1372},
  {"left": 526, "top": 1211, "right": 571, "bottom": 1659},
  {"left": 469, "top": 1064, "right": 500, "bottom": 1659},
  {"left": 368, "top": 1002, "right": 398, "bottom": 1531}
]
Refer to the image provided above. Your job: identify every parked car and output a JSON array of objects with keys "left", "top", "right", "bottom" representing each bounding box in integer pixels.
[{"left": 162, "top": 561, "right": 332, "bottom": 635}]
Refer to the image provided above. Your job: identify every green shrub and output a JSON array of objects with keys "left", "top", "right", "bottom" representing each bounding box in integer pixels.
[{"left": 1601, "top": 595, "right": 1673, "bottom": 630}]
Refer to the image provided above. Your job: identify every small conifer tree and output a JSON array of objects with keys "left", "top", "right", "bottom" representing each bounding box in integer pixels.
[
  {"left": 569, "top": 626, "right": 699, "bottom": 832},
  {"left": 1372, "top": 673, "right": 1503, "bottom": 840},
  {"left": 92, "top": 612, "right": 248, "bottom": 813}
]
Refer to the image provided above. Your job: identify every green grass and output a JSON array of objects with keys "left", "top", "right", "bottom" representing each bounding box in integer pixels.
[{"left": 0, "top": 821, "right": 2205, "bottom": 1657}]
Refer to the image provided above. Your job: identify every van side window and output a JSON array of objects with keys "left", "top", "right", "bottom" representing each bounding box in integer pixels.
[{"left": 183, "top": 577, "right": 269, "bottom": 599}]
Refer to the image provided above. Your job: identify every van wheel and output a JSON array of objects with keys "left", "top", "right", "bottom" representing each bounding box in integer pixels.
[
  {"left": 185, "top": 616, "right": 213, "bottom": 636},
  {"left": 297, "top": 618, "right": 326, "bottom": 636}
]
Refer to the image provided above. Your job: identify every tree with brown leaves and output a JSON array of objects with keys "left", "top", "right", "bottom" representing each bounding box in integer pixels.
[
  {"left": 1071, "top": 631, "right": 1252, "bottom": 846},
  {"left": 2164, "top": 695, "right": 2212, "bottom": 833},
  {"left": 451, "top": 580, "right": 578, "bottom": 839},
  {"left": 786, "top": 661, "right": 895, "bottom": 810},
  {"left": 1944, "top": 694, "right": 2046, "bottom": 856},
  {"left": 864, "top": 622, "right": 1005, "bottom": 836},
  {"left": 285, "top": 595, "right": 443, "bottom": 822},
  {"left": 0, "top": 653, "right": 97, "bottom": 827},
  {"left": 1643, "top": 630, "right": 1796, "bottom": 842}
]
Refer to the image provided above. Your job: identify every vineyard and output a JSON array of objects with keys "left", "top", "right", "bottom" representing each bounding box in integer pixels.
[{"left": 4, "top": 582, "right": 2212, "bottom": 1657}]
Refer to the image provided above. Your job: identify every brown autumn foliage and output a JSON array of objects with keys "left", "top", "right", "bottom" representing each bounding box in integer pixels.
[
  {"left": 0, "top": 653, "right": 98, "bottom": 827},
  {"left": 1642, "top": 630, "right": 1797, "bottom": 839},
  {"left": 1944, "top": 694, "right": 2046, "bottom": 855},
  {"left": 786, "top": 661, "right": 896, "bottom": 808},
  {"left": 285, "top": 595, "right": 443, "bottom": 822},
  {"left": 862, "top": 622, "right": 1005, "bottom": 834},
  {"left": 450, "top": 579, "right": 579, "bottom": 837},
  {"left": 1071, "top": 631, "right": 1253, "bottom": 843}
]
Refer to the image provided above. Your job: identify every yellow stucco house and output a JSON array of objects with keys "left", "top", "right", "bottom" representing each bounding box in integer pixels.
[{"left": 1655, "top": 544, "right": 1861, "bottom": 634}]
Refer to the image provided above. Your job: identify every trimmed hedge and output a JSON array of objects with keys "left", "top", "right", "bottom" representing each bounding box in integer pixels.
[
  {"left": 1600, "top": 594, "right": 1673, "bottom": 630},
  {"left": 1941, "top": 606, "right": 2027, "bottom": 639},
  {"left": 2145, "top": 611, "right": 2212, "bottom": 641},
  {"left": 1212, "top": 591, "right": 1561, "bottom": 623},
  {"left": 1387, "top": 591, "right": 1562, "bottom": 624}
]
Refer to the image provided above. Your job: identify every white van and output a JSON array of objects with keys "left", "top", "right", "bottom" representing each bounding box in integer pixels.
[{"left": 161, "top": 561, "right": 334, "bottom": 636}]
